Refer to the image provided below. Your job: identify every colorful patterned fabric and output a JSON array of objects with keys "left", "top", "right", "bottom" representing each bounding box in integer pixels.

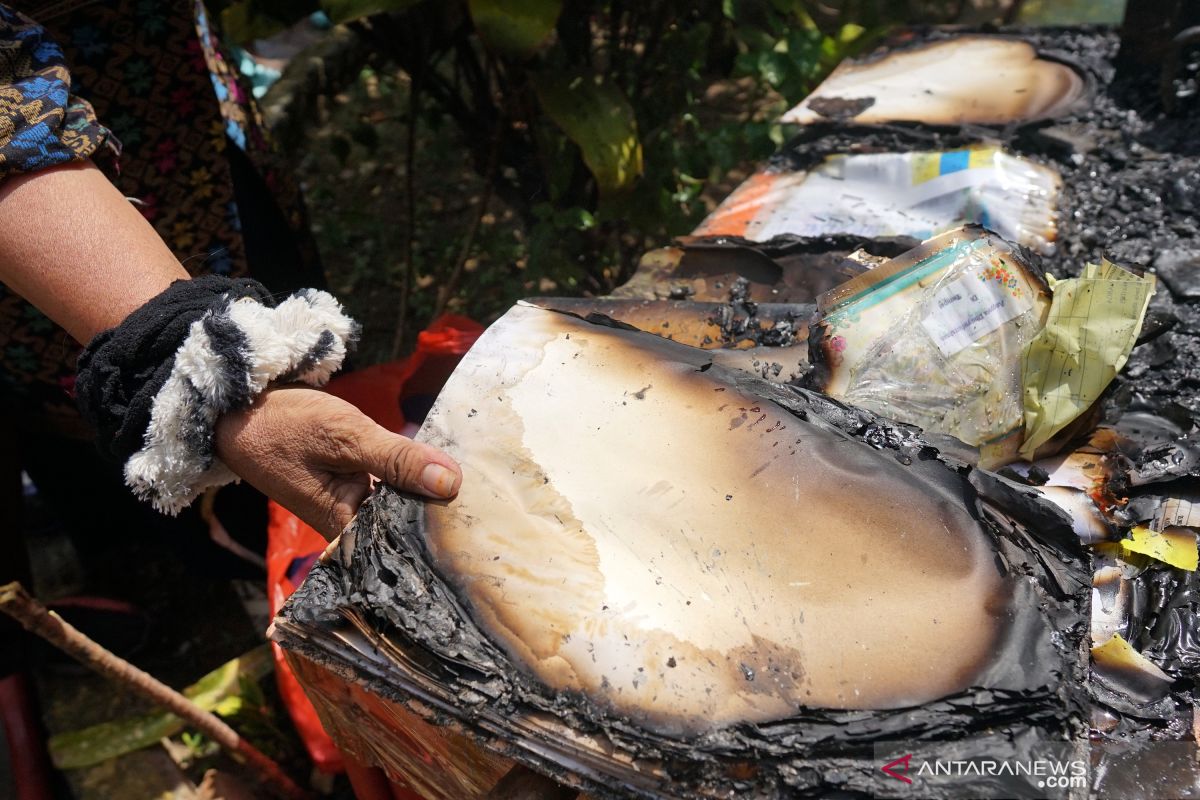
[
  {"left": 0, "top": 4, "right": 117, "bottom": 178},
  {"left": 0, "top": 0, "right": 323, "bottom": 436}
]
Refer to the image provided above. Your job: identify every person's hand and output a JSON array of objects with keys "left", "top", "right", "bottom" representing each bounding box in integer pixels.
[{"left": 214, "top": 385, "right": 461, "bottom": 540}]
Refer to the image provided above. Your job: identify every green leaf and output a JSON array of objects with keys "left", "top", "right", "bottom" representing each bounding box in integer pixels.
[
  {"left": 320, "top": 0, "right": 421, "bottom": 25},
  {"left": 838, "top": 23, "right": 865, "bottom": 45},
  {"left": 212, "top": 696, "right": 244, "bottom": 717},
  {"left": 549, "top": 207, "right": 595, "bottom": 231},
  {"left": 533, "top": 74, "right": 643, "bottom": 194},
  {"left": 469, "top": 0, "right": 561, "bottom": 59},
  {"left": 756, "top": 51, "right": 791, "bottom": 87},
  {"left": 48, "top": 646, "right": 273, "bottom": 770}
]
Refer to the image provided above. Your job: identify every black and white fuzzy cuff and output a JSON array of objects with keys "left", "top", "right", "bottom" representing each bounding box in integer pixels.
[{"left": 77, "top": 278, "right": 358, "bottom": 515}]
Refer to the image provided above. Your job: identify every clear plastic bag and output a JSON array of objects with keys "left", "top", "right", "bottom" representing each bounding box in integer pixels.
[{"left": 814, "top": 226, "right": 1051, "bottom": 466}]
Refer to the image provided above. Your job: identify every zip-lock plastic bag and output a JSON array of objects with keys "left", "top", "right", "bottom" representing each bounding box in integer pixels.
[{"left": 811, "top": 226, "right": 1051, "bottom": 467}]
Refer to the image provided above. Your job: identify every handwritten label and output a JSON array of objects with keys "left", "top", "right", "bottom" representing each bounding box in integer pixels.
[{"left": 919, "top": 270, "right": 1032, "bottom": 356}]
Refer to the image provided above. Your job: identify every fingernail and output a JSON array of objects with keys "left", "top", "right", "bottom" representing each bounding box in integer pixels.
[{"left": 421, "top": 463, "right": 459, "bottom": 498}]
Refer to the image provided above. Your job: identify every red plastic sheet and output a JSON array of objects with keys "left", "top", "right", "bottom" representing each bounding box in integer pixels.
[{"left": 266, "top": 505, "right": 340, "bottom": 772}]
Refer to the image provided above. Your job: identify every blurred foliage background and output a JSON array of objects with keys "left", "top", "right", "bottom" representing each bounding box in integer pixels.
[{"left": 214, "top": 0, "right": 1124, "bottom": 362}]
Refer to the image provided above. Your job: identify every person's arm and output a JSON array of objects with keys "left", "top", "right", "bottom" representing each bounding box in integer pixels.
[
  {"left": 0, "top": 161, "right": 186, "bottom": 342},
  {"left": 0, "top": 161, "right": 460, "bottom": 538}
]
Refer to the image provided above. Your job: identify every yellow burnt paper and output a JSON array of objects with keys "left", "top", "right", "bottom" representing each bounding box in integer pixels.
[
  {"left": 1019, "top": 259, "right": 1155, "bottom": 458},
  {"left": 1091, "top": 633, "right": 1172, "bottom": 680},
  {"left": 1120, "top": 525, "right": 1199, "bottom": 571}
]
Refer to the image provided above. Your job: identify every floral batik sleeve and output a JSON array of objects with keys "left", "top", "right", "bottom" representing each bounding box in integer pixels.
[{"left": 0, "top": 3, "right": 118, "bottom": 180}]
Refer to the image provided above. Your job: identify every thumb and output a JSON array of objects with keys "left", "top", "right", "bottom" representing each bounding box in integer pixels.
[{"left": 352, "top": 423, "right": 463, "bottom": 500}]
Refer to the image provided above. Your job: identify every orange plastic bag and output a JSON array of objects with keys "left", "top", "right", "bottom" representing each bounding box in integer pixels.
[{"left": 266, "top": 314, "right": 484, "bottom": 774}]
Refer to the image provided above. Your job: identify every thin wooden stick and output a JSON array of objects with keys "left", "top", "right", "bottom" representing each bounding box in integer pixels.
[{"left": 0, "top": 582, "right": 312, "bottom": 800}]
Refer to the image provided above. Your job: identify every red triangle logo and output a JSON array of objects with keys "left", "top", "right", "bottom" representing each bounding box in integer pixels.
[{"left": 882, "top": 753, "right": 913, "bottom": 784}]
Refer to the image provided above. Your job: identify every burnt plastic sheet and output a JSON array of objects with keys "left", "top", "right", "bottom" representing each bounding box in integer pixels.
[
  {"left": 523, "top": 296, "right": 813, "bottom": 383},
  {"left": 693, "top": 147, "right": 1062, "bottom": 253},
  {"left": 276, "top": 304, "right": 1091, "bottom": 799},
  {"left": 611, "top": 235, "right": 918, "bottom": 304},
  {"left": 780, "top": 35, "right": 1090, "bottom": 128},
  {"left": 522, "top": 297, "right": 812, "bottom": 350}
]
